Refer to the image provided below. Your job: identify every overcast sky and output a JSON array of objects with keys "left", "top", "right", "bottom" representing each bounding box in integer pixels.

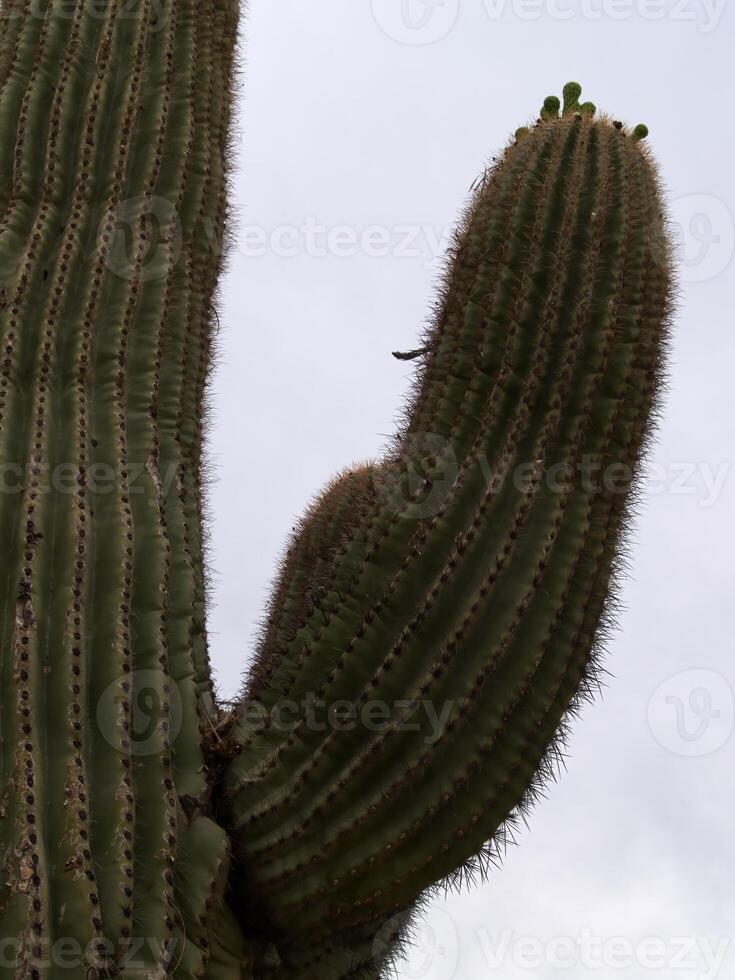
[{"left": 206, "top": 3, "right": 734, "bottom": 977}]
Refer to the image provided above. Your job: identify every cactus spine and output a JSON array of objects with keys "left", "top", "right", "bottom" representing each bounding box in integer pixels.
[{"left": 0, "top": 0, "right": 673, "bottom": 973}]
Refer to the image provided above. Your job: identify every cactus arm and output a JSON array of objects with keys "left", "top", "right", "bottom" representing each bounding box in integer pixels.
[
  {"left": 172, "top": 816, "right": 251, "bottom": 978},
  {"left": 223, "top": 100, "right": 673, "bottom": 969},
  {"left": 247, "top": 465, "right": 379, "bottom": 702}
]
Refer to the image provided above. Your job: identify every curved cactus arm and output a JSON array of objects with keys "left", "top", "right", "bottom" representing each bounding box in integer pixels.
[
  {"left": 222, "top": 91, "right": 673, "bottom": 972},
  {"left": 0, "top": 0, "right": 243, "bottom": 973},
  {"left": 173, "top": 816, "right": 253, "bottom": 977},
  {"left": 247, "top": 465, "right": 380, "bottom": 701}
]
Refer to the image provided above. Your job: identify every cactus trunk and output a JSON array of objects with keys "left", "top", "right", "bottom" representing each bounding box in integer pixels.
[
  {"left": 0, "top": 0, "right": 243, "bottom": 973},
  {"left": 0, "top": 1, "right": 673, "bottom": 976}
]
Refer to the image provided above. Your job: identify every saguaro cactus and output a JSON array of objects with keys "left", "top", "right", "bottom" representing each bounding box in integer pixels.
[{"left": 0, "top": 0, "right": 673, "bottom": 975}]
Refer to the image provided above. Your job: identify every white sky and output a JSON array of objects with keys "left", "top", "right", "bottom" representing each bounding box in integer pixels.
[{"left": 207, "top": 3, "right": 734, "bottom": 977}]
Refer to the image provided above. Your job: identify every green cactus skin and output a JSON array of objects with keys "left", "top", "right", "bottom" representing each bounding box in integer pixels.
[
  {"left": 0, "top": 0, "right": 241, "bottom": 973},
  {"left": 0, "top": 0, "right": 673, "bottom": 968},
  {"left": 247, "top": 466, "right": 380, "bottom": 703},
  {"left": 223, "top": 103, "right": 673, "bottom": 972}
]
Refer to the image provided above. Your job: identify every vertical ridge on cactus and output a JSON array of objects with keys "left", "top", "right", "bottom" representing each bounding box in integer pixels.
[{"left": 0, "top": 0, "right": 675, "bottom": 968}]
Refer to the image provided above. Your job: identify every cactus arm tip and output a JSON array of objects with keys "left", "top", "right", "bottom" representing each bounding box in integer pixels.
[{"left": 562, "top": 80, "right": 583, "bottom": 113}]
